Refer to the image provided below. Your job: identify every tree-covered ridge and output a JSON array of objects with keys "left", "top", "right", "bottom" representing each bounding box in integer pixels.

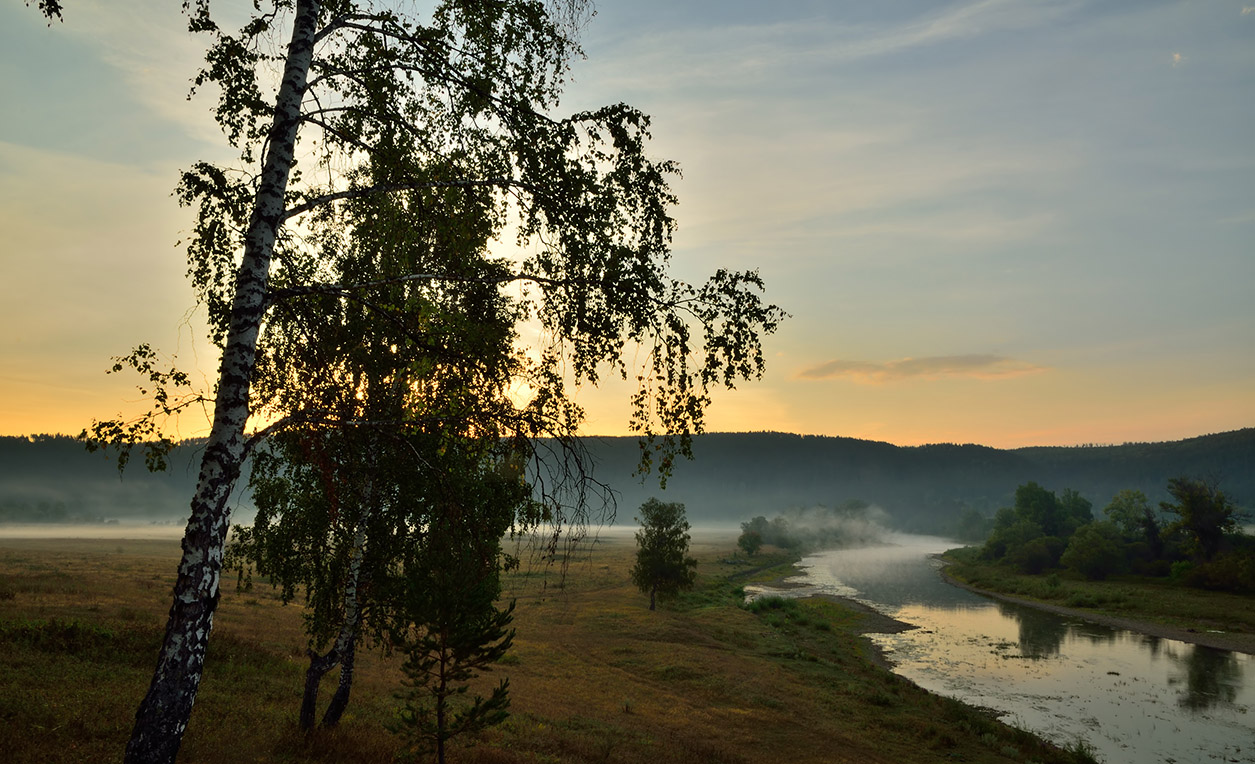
[
  {"left": 583, "top": 428, "right": 1254, "bottom": 530},
  {"left": 0, "top": 435, "right": 208, "bottom": 523},
  {"left": 4, "top": 428, "right": 1249, "bottom": 529}
]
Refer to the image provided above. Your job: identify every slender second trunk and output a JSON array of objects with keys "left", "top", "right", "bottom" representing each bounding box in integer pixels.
[
  {"left": 307, "top": 454, "right": 375, "bottom": 728},
  {"left": 321, "top": 637, "right": 356, "bottom": 726},
  {"left": 123, "top": 4, "right": 321, "bottom": 762},
  {"left": 300, "top": 647, "right": 340, "bottom": 730}
]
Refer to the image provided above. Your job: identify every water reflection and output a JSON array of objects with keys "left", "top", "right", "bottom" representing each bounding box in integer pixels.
[
  {"left": 786, "top": 535, "right": 1255, "bottom": 764},
  {"left": 997, "top": 601, "right": 1068, "bottom": 658},
  {"left": 1171, "top": 645, "right": 1243, "bottom": 711}
]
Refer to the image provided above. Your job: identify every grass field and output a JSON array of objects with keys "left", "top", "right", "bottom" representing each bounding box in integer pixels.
[{"left": 0, "top": 532, "right": 1096, "bottom": 763}]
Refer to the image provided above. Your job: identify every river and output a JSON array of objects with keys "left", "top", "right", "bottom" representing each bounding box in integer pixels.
[{"left": 747, "top": 534, "right": 1254, "bottom": 764}]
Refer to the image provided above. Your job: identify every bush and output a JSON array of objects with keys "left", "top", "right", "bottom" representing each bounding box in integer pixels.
[
  {"left": 1006, "top": 536, "right": 1066, "bottom": 574},
  {"left": 1170, "top": 560, "right": 1195, "bottom": 583},
  {"left": 1060, "top": 522, "right": 1127, "bottom": 581},
  {"left": 745, "top": 595, "right": 800, "bottom": 615},
  {"left": 737, "top": 530, "right": 763, "bottom": 557},
  {"left": 1176, "top": 551, "right": 1255, "bottom": 593}
]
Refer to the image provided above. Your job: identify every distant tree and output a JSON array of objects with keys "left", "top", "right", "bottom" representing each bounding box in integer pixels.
[
  {"left": 768, "top": 516, "right": 799, "bottom": 549},
  {"left": 1060, "top": 522, "right": 1127, "bottom": 580},
  {"left": 982, "top": 507, "right": 1042, "bottom": 561},
  {"left": 1161, "top": 477, "right": 1242, "bottom": 561},
  {"left": 737, "top": 530, "right": 763, "bottom": 557},
  {"left": 955, "top": 507, "right": 992, "bottom": 543},
  {"left": 631, "top": 499, "right": 698, "bottom": 611},
  {"left": 1056, "top": 488, "right": 1094, "bottom": 538},
  {"left": 739, "top": 514, "right": 797, "bottom": 549},
  {"left": 1006, "top": 535, "right": 1066, "bottom": 574},
  {"left": 1104, "top": 489, "right": 1162, "bottom": 558},
  {"left": 1014, "top": 482, "right": 1060, "bottom": 535},
  {"left": 983, "top": 483, "right": 1094, "bottom": 568},
  {"left": 1014, "top": 482, "right": 1091, "bottom": 538},
  {"left": 741, "top": 516, "right": 769, "bottom": 537}
]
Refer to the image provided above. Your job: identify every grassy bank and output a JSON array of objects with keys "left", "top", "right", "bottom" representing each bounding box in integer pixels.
[
  {"left": 1, "top": 533, "right": 1094, "bottom": 763},
  {"left": 942, "top": 546, "right": 1255, "bottom": 641}
]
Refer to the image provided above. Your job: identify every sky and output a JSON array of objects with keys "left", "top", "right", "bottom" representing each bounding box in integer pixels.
[{"left": 1, "top": 0, "right": 1252, "bottom": 449}]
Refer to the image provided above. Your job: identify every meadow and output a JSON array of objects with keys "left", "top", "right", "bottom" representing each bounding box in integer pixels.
[{"left": 0, "top": 532, "right": 1095, "bottom": 763}]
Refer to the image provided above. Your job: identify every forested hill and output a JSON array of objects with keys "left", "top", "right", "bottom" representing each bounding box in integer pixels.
[
  {"left": 582, "top": 429, "right": 1255, "bottom": 532},
  {"left": 1, "top": 429, "right": 1251, "bottom": 531},
  {"left": 0, "top": 435, "right": 227, "bottom": 524}
]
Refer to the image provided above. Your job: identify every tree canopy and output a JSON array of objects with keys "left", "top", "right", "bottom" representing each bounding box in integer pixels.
[{"left": 1162, "top": 477, "right": 1242, "bottom": 562}]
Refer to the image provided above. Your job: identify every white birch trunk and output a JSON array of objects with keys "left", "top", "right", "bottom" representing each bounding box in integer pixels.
[{"left": 124, "top": 3, "right": 322, "bottom": 761}]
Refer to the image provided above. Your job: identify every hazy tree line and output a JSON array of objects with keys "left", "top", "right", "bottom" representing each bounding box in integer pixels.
[
  {"left": 737, "top": 499, "right": 890, "bottom": 555},
  {"left": 588, "top": 430, "right": 1253, "bottom": 531},
  {"left": 0, "top": 435, "right": 208, "bottom": 523},
  {"left": 3, "top": 430, "right": 1251, "bottom": 530},
  {"left": 974, "top": 478, "right": 1253, "bottom": 593}
]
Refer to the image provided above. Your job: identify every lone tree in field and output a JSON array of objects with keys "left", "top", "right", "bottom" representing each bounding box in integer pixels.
[
  {"left": 737, "top": 529, "right": 762, "bottom": 557},
  {"left": 631, "top": 498, "right": 697, "bottom": 611}
]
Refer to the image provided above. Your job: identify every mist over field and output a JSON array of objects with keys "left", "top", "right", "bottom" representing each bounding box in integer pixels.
[{"left": 0, "top": 436, "right": 251, "bottom": 525}]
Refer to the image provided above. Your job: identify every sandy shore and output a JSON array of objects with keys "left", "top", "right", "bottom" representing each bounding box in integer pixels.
[{"left": 938, "top": 567, "right": 1255, "bottom": 655}]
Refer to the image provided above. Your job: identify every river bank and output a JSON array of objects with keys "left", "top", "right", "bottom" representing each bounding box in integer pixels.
[
  {"left": 938, "top": 560, "right": 1255, "bottom": 655},
  {"left": 786, "top": 536, "right": 1255, "bottom": 764},
  {"left": 739, "top": 567, "right": 919, "bottom": 670}
]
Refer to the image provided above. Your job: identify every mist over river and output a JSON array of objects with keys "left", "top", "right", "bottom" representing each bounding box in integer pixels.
[{"left": 748, "top": 534, "right": 1254, "bottom": 764}]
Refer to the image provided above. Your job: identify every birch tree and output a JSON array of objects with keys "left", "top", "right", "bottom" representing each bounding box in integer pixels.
[
  {"left": 71, "top": 2, "right": 783, "bottom": 761},
  {"left": 231, "top": 155, "right": 530, "bottom": 727}
]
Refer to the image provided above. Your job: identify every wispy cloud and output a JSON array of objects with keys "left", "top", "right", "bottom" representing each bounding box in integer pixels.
[
  {"left": 832, "top": 0, "right": 1081, "bottom": 61},
  {"left": 1243, "top": 7, "right": 1255, "bottom": 16},
  {"left": 60, "top": 2, "right": 230, "bottom": 150},
  {"left": 798, "top": 354, "right": 1046, "bottom": 383},
  {"left": 1171, "top": 52, "right": 1186, "bottom": 67}
]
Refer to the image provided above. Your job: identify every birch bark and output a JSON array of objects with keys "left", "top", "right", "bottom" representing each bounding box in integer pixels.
[
  {"left": 124, "top": 3, "right": 322, "bottom": 762},
  {"left": 299, "top": 462, "right": 373, "bottom": 729}
]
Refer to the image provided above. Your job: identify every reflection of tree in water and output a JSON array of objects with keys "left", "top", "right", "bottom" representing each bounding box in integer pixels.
[
  {"left": 1067, "top": 620, "right": 1117, "bottom": 647},
  {"left": 1170, "top": 645, "right": 1243, "bottom": 711},
  {"left": 1139, "top": 634, "right": 1164, "bottom": 658},
  {"left": 998, "top": 602, "right": 1068, "bottom": 657}
]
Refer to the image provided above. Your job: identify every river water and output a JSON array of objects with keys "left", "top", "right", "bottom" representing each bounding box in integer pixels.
[{"left": 747, "top": 534, "right": 1254, "bottom": 764}]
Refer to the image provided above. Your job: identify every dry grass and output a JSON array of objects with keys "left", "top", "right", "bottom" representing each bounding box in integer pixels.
[{"left": 1, "top": 532, "right": 1090, "bottom": 764}]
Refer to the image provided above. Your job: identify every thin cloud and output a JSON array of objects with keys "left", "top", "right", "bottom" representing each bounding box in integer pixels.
[
  {"left": 835, "top": 0, "right": 1081, "bottom": 61},
  {"left": 798, "top": 354, "right": 1046, "bottom": 383},
  {"left": 1243, "top": 7, "right": 1255, "bottom": 16}
]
